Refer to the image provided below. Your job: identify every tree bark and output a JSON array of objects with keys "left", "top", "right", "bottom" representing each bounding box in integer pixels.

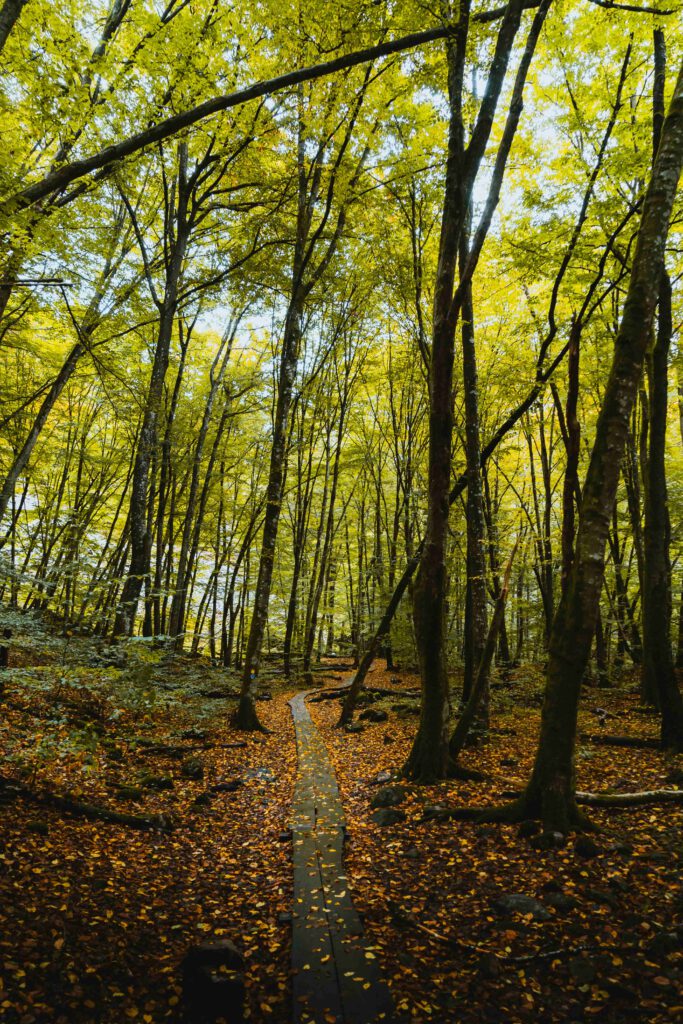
[{"left": 0, "top": 0, "right": 29, "bottom": 53}]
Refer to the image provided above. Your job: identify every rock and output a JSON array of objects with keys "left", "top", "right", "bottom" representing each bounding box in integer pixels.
[
  {"left": 138, "top": 773, "right": 174, "bottom": 792},
  {"left": 26, "top": 819, "right": 49, "bottom": 836},
  {"left": 609, "top": 840, "right": 633, "bottom": 857},
  {"left": 647, "top": 931, "right": 680, "bottom": 957},
  {"left": 383, "top": 733, "right": 395, "bottom": 745},
  {"left": 181, "top": 756, "right": 204, "bottom": 781},
  {"left": 192, "top": 792, "right": 212, "bottom": 808},
  {"left": 371, "top": 807, "right": 406, "bottom": 826},
  {"left": 244, "top": 767, "right": 275, "bottom": 783},
  {"left": 584, "top": 888, "right": 618, "bottom": 909},
  {"left": 211, "top": 778, "right": 242, "bottom": 793},
  {"left": 518, "top": 820, "right": 540, "bottom": 839},
  {"left": 391, "top": 701, "right": 420, "bottom": 716},
  {"left": 370, "top": 785, "right": 407, "bottom": 809},
  {"left": 359, "top": 707, "right": 389, "bottom": 723},
  {"left": 112, "top": 784, "right": 145, "bottom": 801},
  {"left": 370, "top": 769, "right": 395, "bottom": 785},
  {"left": 530, "top": 831, "right": 566, "bottom": 851},
  {"left": 94, "top": 645, "right": 127, "bottom": 669},
  {"left": 478, "top": 952, "right": 503, "bottom": 979},
  {"left": 345, "top": 722, "right": 364, "bottom": 734},
  {"left": 574, "top": 836, "right": 600, "bottom": 859},
  {"left": 474, "top": 825, "right": 498, "bottom": 840},
  {"left": 568, "top": 955, "right": 597, "bottom": 986},
  {"left": 181, "top": 727, "right": 208, "bottom": 741},
  {"left": 182, "top": 940, "right": 245, "bottom": 1024},
  {"left": 540, "top": 879, "right": 562, "bottom": 894},
  {"left": 543, "top": 892, "right": 579, "bottom": 914},
  {"left": 492, "top": 894, "right": 551, "bottom": 921}
]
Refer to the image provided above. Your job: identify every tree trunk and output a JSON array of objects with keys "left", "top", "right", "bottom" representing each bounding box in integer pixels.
[
  {"left": 0, "top": 0, "right": 29, "bottom": 54},
  {"left": 235, "top": 301, "right": 302, "bottom": 728},
  {"left": 460, "top": 265, "right": 489, "bottom": 723},
  {"left": 505, "top": 64, "right": 683, "bottom": 831},
  {"left": 640, "top": 31, "right": 683, "bottom": 749},
  {"left": 405, "top": 21, "right": 467, "bottom": 783}
]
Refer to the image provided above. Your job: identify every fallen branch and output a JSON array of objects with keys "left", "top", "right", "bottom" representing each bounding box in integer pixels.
[
  {"left": 389, "top": 900, "right": 640, "bottom": 966},
  {"left": 0, "top": 776, "right": 173, "bottom": 831},
  {"left": 422, "top": 786, "right": 683, "bottom": 823}
]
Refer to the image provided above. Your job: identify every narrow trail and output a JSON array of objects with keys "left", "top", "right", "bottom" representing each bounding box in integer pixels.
[{"left": 288, "top": 688, "right": 396, "bottom": 1024}]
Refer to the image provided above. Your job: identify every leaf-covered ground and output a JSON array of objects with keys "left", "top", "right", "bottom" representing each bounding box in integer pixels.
[
  {"left": 310, "top": 664, "right": 683, "bottom": 1024},
  {"left": 1, "top": 620, "right": 682, "bottom": 1023},
  {"left": 0, "top": 619, "right": 296, "bottom": 1023}
]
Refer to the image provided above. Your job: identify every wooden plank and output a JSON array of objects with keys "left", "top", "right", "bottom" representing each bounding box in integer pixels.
[{"left": 289, "top": 692, "right": 399, "bottom": 1024}]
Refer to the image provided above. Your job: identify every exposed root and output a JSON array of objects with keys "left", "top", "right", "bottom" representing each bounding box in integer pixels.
[{"left": 231, "top": 694, "right": 270, "bottom": 733}]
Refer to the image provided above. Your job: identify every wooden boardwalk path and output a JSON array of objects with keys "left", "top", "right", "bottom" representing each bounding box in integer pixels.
[{"left": 288, "top": 691, "right": 396, "bottom": 1024}]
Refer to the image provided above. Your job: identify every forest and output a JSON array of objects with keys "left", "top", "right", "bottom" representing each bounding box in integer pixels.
[{"left": 0, "top": 0, "right": 682, "bottom": 1021}]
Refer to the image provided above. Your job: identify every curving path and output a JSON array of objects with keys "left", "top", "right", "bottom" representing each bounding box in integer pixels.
[{"left": 288, "top": 691, "right": 396, "bottom": 1024}]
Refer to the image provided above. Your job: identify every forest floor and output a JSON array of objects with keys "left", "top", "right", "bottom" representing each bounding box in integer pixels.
[{"left": 0, "top": 613, "right": 681, "bottom": 1023}]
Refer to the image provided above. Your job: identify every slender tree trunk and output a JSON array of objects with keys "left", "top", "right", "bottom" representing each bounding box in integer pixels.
[
  {"left": 302, "top": 401, "right": 346, "bottom": 682},
  {"left": 460, "top": 263, "right": 489, "bottom": 723},
  {"left": 405, "top": 22, "right": 467, "bottom": 783},
  {"left": 640, "top": 31, "right": 683, "bottom": 749},
  {"left": 235, "top": 300, "right": 303, "bottom": 727},
  {"left": 0, "top": 344, "right": 84, "bottom": 524}
]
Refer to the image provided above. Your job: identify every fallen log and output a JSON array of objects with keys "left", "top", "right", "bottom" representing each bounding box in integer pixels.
[
  {"left": 0, "top": 776, "right": 173, "bottom": 831},
  {"left": 575, "top": 789, "right": 683, "bottom": 807},
  {"left": 580, "top": 734, "right": 660, "bottom": 749},
  {"left": 421, "top": 787, "right": 683, "bottom": 823},
  {"left": 137, "top": 741, "right": 247, "bottom": 756},
  {"left": 311, "top": 684, "right": 419, "bottom": 703}
]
